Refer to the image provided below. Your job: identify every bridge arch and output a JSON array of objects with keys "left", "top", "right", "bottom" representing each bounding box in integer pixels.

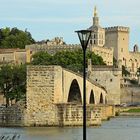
[
  {"left": 105, "top": 97, "right": 107, "bottom": 104},
  {"left": 89, "top": 90, "right": 95, "bottom": 104},
  {"left": 99, "top": 93, "right": 104, "bottom": 104},
  {"left": 67, "top": 79, "right": 82, "bottom": 104}
]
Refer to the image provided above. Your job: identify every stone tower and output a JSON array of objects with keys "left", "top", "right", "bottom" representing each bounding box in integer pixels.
[
  {"left": 105, "top": 26, "right": 130, "bottom": 66},
  {"left": 89, "top": 6, "right": 105, "bottom": 47}
]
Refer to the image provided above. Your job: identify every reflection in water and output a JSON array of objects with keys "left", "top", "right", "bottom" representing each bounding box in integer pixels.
[{"left": 0, "top": 117, "right": 140, "bottom": 140}]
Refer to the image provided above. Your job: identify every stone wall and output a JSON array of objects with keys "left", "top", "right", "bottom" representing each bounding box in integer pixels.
[
  {"left": 24, "top": 66, "right": 60, "bottom": 126},
  {"left": 56, "top": 103, "right": 102, "bottom": 126},
  {"left": 0, "top": 105, "right": 24, "bottom": 126},
  {"left": 99, "top": 105, "right": 115, "bottom": 120},
  {"left": 90, "top": 46, "right": 113, "bottom": 66},
  {"left": 121, "top": 86, "right": 140, "bottom": 104},
  {"left": 0, "top": 48, "right": 31, "bottom": 65},
  {"left": 88, "top": 65, "right": 121, "bottom": 105},
  {"left": 26, "top": 44, "right": 80, "bottom": 55}
]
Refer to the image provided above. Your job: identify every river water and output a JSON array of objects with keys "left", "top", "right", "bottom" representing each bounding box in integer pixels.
[{"left": 0, "top": 117, "right": 140, "bottom": 140}]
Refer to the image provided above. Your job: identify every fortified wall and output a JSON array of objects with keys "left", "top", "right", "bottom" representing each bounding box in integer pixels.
[
  {"left": 121, "top": 86, "right": 140, "bottom": 105},
  {"left": 26, "top": 43, "right": 80, "bottom": 55},
  {"left": 88, "top": 62, "right": 122, "bottom": 105}
]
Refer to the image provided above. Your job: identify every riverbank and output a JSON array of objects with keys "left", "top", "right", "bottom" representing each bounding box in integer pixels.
[
  {"left": 118, "top": 107, "right": 140, "bottom": 117},
  {"left": 120, "top": 112, "right": 140, "bottom": 116}
]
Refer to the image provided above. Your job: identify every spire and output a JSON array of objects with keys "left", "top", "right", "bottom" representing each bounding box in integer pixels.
[
  {"left": 93, "top": 6, "right": 99, "bottom": 26},
  {"left": 94, "top": 6, "right": 98, "bottom": 17}
]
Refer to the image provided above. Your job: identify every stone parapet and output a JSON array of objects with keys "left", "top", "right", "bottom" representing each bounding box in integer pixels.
[{"left": 105, "top": 26, "right": 129, "bottom": 32}]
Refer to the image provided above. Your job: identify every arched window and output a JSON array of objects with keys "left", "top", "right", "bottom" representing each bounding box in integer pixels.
[{"left": 68, "top": 79, "right": 82, "bottom": 104}]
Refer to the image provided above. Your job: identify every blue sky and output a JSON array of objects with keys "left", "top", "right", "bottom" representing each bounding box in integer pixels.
[{"left": 0, "top": 0, "right": 140, "bottom": 50}]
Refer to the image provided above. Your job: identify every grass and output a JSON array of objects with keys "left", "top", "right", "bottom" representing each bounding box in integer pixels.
[{"left": 124, "top": 108, "right": 140, "bottom": 113}]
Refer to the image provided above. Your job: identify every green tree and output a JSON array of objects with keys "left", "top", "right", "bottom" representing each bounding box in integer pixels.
[
  {"left": 0, "top": 27, "right": 35, "bottom": 49},
  {"left": 31, "top": 51, "right": 52, "bottom": 65},
  {"left": 12, "top": 65, "right": 26, "bottom": 102},
  {"left": 0, "top": 65, "right": 26, "bottom": 107},
  {"left": 0, "top": 65, "right": 13, "bottom": 106},
  {"left": 31, "top": 49, "right": 106, "bottom": 72}
]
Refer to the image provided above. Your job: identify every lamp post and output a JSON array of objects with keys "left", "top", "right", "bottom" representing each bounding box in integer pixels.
[{"left": 75, "top": 30, "right": 91, "bottom": 140}]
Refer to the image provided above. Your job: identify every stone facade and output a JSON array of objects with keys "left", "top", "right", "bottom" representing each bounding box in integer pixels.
[
  {"left": 121, "top": 86, "right": 140, "bottom": 105},
  {"left": 56, "top": 104, "right": 102, "bottom": 126},
  {"left": 25, "top": 66, "right": 59, "bottom": 126},
  {"left": 0, "top": 104, "right": 24, "bottom": 126},
  {"left": 90, "top": 46, "right": 113, "bottom": 65},
  {"left": 0, "top": 48, "right": 31, "bottom": 65},
  {"left": 88, "top": 62, "right": 122, "bottom": 105},
  {"left": 104, "top": 26, "right": 140, "bottom": 77}
]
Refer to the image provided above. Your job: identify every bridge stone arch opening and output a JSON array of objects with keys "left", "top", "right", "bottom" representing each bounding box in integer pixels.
[
  {"left": 67, "top": 79, "right": 82, "bottom": 104},
  {"left": 99, "top": 93, "right": 104, "bottom": 104},
  {"left": 89, "top": 90, "right": 95, "bottom": 104}
]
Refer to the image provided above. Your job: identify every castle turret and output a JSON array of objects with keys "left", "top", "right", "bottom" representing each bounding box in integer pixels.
[{"left": 105, "top": 26, "right": 130, "bottom": 66}]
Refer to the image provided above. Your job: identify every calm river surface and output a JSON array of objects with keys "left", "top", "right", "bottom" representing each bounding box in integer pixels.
[{"left": 0, "top": 117, "right": 140, "bottom": 140}]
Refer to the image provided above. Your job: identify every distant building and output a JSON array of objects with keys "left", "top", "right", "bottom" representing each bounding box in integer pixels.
[
  {"left": 0, "top": 48, "right": 31, "bottom": 65},
  {"left": 88, "top": 6, "right": 113, "bottom": 66},
  {"left": 88, "top": 6, "right": 140, "bottom": 78},
  {"left": 87, "top": 59, "right": 122, "bottom": 105}
]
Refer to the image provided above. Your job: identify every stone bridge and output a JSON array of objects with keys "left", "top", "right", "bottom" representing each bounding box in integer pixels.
[
  {"left": 62, "top": 68, "right": 107, "bottom": 104},
  {"left": 27, "top": 65, "right": 107, "bottom": 105},
  {"left": 25, "top": 65, "right": 108, "bottom": 126}
]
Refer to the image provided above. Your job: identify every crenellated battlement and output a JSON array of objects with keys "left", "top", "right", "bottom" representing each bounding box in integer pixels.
[
  {"left": 105, "top": 26, "right": 129, "bottom": 32},
  {"left": 26, "top": 43, "right": 81, "bottom": 51}
]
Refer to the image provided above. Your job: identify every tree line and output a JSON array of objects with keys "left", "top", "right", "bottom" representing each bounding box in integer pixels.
[{"left": 0, "top": 27, "right": 35, "bottom": 49}]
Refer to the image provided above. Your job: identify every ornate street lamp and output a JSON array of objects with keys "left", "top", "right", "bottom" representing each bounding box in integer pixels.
[{"left": 75, "top": 30, "right": 91, "bottom": 140}]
